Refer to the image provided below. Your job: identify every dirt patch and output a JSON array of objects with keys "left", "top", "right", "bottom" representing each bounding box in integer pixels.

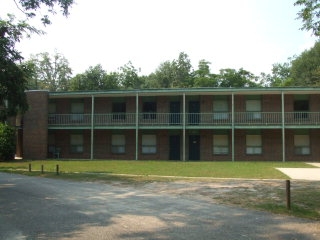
[{"left": 138, "top": 179, "right": 320, "bottom": 219}]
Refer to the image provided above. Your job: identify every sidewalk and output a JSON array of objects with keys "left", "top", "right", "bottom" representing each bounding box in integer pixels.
[{"left": 277, "top": 163, "right": 320, "bottom": 181}]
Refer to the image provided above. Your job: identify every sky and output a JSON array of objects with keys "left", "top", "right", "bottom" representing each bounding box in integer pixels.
[{"left": 1, "top": 0, "right": 318, "bottom": 76}]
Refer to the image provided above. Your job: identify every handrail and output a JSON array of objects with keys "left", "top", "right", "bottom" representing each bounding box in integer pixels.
[{"left": 48, "top": 112, "right": 320, "bottom": 127}]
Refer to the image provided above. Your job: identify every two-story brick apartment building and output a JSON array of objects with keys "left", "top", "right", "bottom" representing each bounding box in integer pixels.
[{"left": 19, "top": 88, "right": 320, "bottom": 162}]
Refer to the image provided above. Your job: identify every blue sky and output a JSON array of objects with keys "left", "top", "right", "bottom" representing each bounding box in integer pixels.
[{"left": 1, "top": 0, "right": 317, "bottom": 75}]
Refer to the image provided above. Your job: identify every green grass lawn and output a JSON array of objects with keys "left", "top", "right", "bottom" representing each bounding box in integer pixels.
[{"left": 0, "top": 160, "right": 313, "bottom": 179}]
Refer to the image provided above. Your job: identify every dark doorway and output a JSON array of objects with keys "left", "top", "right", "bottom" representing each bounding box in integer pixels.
[
  {"left": 189, "top": 135, "right": 200, "bottom": 160},
  {"left": 170, "top": 101, "right": 181, "bottom": 125},
  {"left": 294, "top": 100, "right": 309, "bottom": 119},
  {"left": 169, "top": 135, "right": 180, "bottom": 160},
  {"left": 189, "top": 101, "right": 200, "bottom": 125}
]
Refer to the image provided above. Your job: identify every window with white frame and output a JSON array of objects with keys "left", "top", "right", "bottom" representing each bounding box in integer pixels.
[
  {"left": 213, "top": 100, "right": 229, "bottom": 120},
  {"left": 294, "top": 135, "right": 310, "bottom": 155},
  {"left": 246, "top": 135, "right": 262, "bottom": 154},
  {"left": 142, "top": 134, "right": 157, "bottom": 154},
  {"left": 70, "top": 134, "right": 83, "bottom": 153},
  {"left": 71, "top": 102, "right": 84, "bottom": 121},
  {"left": 112, "top": 134, "right": 126, "bottom": 154},
  {"left": 246, "top": 99, "right": 261, "bottom": 120},
  {"left": 213, "top": 135, "right": 229, "bottom": 155}
]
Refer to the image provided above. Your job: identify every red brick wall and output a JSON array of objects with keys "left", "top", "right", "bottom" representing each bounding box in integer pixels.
[{"left": 23, "top": 91, "right": 49, "bottom": 159}]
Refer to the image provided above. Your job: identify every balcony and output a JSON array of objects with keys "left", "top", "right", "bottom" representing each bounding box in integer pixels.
[{"left": 48, "top": 112, "right": 320, "bottom": 128}]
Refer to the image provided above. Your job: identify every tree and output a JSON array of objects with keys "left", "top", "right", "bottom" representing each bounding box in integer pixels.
[
  {"left": 290, "top": 41, "right": 320, "bottom": 86},
  {"left": 0, "top": 123, "right": 16, "bottom": 161},
  {"left": 11, "top": 0, "right": 74, "bottom": 25},
  {"left": 1, "top": 0, "right": 74, "bottom": 120},
  {"left": 193, "top": 59, "right": 218, "bottom": 87},
  {"left": 148, "top": 61, "right": 175, "bottom": 88},
  {"left": 263, "top": 61, "right": 293, "bottom": 87},
  {"left": 26, "top": 51, "right": 72, "bottom": 91},
  {"left": 119, "top": 61, "right": 143, "bottom": 89},
  {"left": 0, "top": 15, "right": 41, "bottom": 120},
  {"left": 69, "top": 64, "right": 120, "bottom": 91},
  {"left": 217, "top": 68, "right": 260, "bottom": 87},
  {"left": 295, "top": 0, "right": 320, "bottom": 37},
  {"left": 172, "top": 52, "right": 193, "bottom": 88}
]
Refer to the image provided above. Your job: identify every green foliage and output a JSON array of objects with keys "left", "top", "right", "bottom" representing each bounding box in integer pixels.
[
  {"left": 193, "top": 60, "right": 218, "bottom": 87},
  {"left": 69, "top": 64, "right": 120, "bottom": 91},
  {"left": 290, "top": 41, "right": 320, "bottom": 86},
  {"left": 119, "top": 61, "right": 143, "bottom": 89},
  {"left": 295, "top": 0, "right": 320, "bottom": 37},
  {"left": 217, "top": 68, "right": 260, "bottom": 87},
  {"left": 1, "top": 0, "right": 74, "bottom": 120},
  {"left": 16, "top": 0, "right": 74, "bottom": 25},
  {"left": 0, "top": 16, "right": 41, "bottom": 120},
  {"left": 26, "top": 51, "right": 72, "bottom": 91},
  {"left": 0, "top": 123, "right": 16, "bottom": 161}
]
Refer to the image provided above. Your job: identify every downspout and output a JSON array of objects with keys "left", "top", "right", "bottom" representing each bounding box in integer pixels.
[{"left": 90, "top": 95, "right": 95, "bottom": 160}]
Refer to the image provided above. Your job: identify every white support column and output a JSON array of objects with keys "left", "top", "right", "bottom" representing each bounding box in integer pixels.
[
  {"left": 135, "top": 93, "right": 139, "bottom": 160},
  {"left": 281, "top": 91, "right": 286, "bottom": 162},
  {"left": 183, "top": 93, "right": 186, "bottom": 161},
  {"left": 231, "top": 93, "right": 235, "bottom": 162},
  {"left": 90, "top": 95, "right": 95, "bottom": 160}
]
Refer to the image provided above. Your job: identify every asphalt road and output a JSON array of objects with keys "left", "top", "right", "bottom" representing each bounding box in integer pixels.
[{"left": 0, "top": 172, "right": 319, "bottom": 240}]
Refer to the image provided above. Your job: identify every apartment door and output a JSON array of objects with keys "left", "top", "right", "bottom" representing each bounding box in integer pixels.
[
  {"left": 189, "top": 101, "right": 200, "bottom": 125},
  {"left": 169, "top": 135, "right": 180, "bottom": 160},
  {"left": 189, "top": 135, "right": 200, "bottom": 160},
  {"left": 170, "top": 101, "right": 181, "bottom": 125}
]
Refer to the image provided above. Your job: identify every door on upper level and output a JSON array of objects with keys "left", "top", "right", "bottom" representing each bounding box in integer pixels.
[
  {"left": 188, "top": 101, "right": 200, "bottom": 125},
  {"left": 170, "top": 101, "right": 181, "bottom": 125}
]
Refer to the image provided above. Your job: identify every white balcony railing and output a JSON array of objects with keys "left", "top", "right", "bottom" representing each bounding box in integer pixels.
[{"left": 48, "top": 112, "right": 320, "bottom": 127}]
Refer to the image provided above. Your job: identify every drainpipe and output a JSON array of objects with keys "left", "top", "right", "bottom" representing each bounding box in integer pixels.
[
  {"left": 90, "top": 95, "right": 95, "bottom": 160},
  {"left": 281, "top": 91, "right": 285, "bottom": 162}
]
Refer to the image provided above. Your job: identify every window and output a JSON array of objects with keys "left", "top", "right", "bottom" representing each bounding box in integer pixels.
[
  {"left": 294, "top": 135, "right": 310, "bottom": 155},
  {"left": 71, "top": 102, "right": 84, "bottom": 121},
  {"left": 246, "top": 135, "right": 262, "bottom": 154},
  {"left": 143, "top": 102, "right": 157, "bottom": 119},
  {"left": 70, "top": 134, "right": 83, "bottom": 153},
  {"left": 213, "top": 135, "right": 229, "bottom": 155},
  {"left": 112, "top": 102, "right": 126, "bottom": 120},
  {"left": 213, "top": 100, "right": 229, "bottom": 120},
  {"left": 246, "top": 99, "right": 261, "bottom": 120},
  {"left": 112, "top": 134, "right": 125, "bottom": 154},
  {"left": 142, "top": 134, "right": 156, "bottom": 154}
]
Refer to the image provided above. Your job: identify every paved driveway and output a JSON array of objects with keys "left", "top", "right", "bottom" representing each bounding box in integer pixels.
[
  {"left": 0, "top": 172, "right": 319, "bottom": 240},
  {"left": 277, "top": 163, "right": 320, "bottom": 181}
]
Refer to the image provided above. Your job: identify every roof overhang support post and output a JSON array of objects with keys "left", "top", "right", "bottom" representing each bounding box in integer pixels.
[
  {"left": 281, "top": 91, "right": 286, "bottom": 162},
  {"left": 231, "top": 92, "right": 235, "bottom": 162},
  {"left": 183, "top": 93, "right": 186, "bottom": 161},
  {"left": 135, "top": 92, "right": 139, "bottom": 160},
  {"left": 90, "top": 95, "right": 95, "bottom": 160}
]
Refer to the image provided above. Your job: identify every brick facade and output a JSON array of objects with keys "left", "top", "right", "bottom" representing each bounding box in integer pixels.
[
  {"left": 23, "top": 91, "right": 49, "bottom": 159},
  {"left": 21, "top": 89, "right": 320, "bottom": 162}
]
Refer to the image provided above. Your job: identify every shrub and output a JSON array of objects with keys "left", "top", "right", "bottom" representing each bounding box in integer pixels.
[{"left": 0, "top": 123, "right": 16, "bottom": 161}]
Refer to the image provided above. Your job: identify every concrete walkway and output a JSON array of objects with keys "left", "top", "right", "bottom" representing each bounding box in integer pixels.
[{"left": 277, "top": 163, "right": 320, "bottom": 181}]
